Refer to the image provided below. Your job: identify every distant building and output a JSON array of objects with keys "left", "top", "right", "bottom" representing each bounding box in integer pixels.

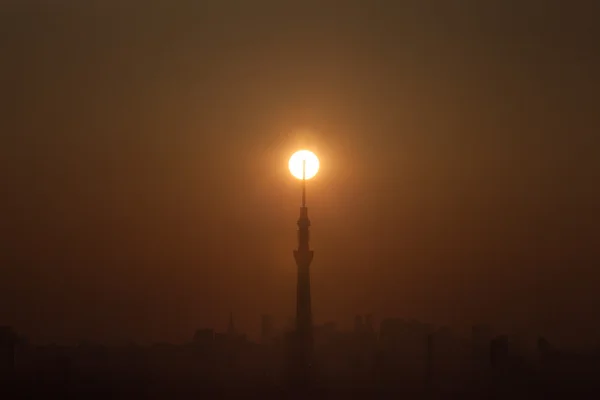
[
  {"left": 537, "top": 336, "right": 554, "bottom": 364},
  {"left": 214, "top": 332, "right": 228, "bottom": 347},
  {"left": 290, "top": 160, "right": 315, "bottom": 388},
  {"left": 227, "top": 312, "right": 236, "bottom": 338},
  {"left": 365, "top": 314, "right": 375, "bottom": 334},
  {"left": 193, "top": 329, "right": 214, "bottom": 345},
  {"left": 472, "top": 324, "right": 493, "bottom": 360},
  {"left": 490, "top": 335, "right": 510, "bottom": 370},
  {"left": 0, "top": 326, "right": 17, "bottom": 379}
]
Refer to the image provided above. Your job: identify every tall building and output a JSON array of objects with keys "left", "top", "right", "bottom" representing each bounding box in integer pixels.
[
  {"left": 365, "top": 314, "right": 375, "bottom": 334},
  {"left": 472, "top": 324, "right": 493, "bottom": 361},
  {"left": 490, "top": 335, "right": 510, "bottom": 370},
  {"left": 193, "top": 328, "right": 214, "bottom": 345},
  {"left": 294, "top": 161, "right": 314, "bottom": 340},
  {"left": 289, "top": 160, "right": 315, "bottom": 387},
  {"left": 294, "top": 160, "right": 314, "bottom": 341},
  {"left": 0, "top": 326, "right": 17, "bottom": 382}
]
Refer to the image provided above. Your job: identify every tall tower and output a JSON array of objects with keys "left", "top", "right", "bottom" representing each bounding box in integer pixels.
[
  {"left": 291, "top": 160, "right": 314, "bottom": 380},
  {"left": 294, "top": 160, "right": 314, "bottom": 339}
]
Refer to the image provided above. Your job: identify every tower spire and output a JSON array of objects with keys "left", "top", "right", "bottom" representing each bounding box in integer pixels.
[
  {"left": 293, "top": 157, "right": 313, "bottom": 352},
  {"left": 289, "top": 152, "right": 316, "bottom": 388},
  {"left": 302, "top": 159, "right": 306, "bottom": 207}
]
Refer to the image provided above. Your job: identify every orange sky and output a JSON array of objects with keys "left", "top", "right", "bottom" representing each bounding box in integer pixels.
[{"left": 1, "top": 0, "right": 599, "bottom": 346}]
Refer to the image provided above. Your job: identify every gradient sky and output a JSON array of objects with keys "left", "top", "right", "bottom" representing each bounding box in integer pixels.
[{"left": 1, "top": 0, "right": 599, "bottom": 345}]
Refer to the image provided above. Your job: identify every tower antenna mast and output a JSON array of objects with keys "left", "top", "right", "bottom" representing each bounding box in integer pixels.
[
  {"left": 289, "top": 151, "right": 316, "bottom": 388},
  {"left": 302, "top": 159, "right": 306, "bottom": 207}
]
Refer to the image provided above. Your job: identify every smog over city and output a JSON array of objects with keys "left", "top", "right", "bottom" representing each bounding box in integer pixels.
[{"left": 1, "top": 1, "right": 599, "bottom": 398}]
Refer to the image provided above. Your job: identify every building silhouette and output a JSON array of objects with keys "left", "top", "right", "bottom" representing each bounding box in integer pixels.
[
  {"left": 365, "top": 314, "right": 375, "bottom": 335},
  {"left": 193, "top": 328, "right": 214, "bottom": 346},
  {"left": 227, "top": 312, "right": 236, "bottom": 338},
  {"left": 288, "top": 160, "right": 315, "bottom": 389},
  {"left": 0, "top": 326, "right": 17, "bottom": 384}
]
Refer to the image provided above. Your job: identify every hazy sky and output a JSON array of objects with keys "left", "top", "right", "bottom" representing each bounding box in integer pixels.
[{"left": 1, "top": 0, "right": 599, "bottom": 345}]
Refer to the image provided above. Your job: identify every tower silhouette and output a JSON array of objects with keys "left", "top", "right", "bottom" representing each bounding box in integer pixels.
[
  {"left": 288, "top": 159, "right": 315, "bottom": 388},
  {"left": 294, "top": 160, "right": 314, "bottom": 342}
]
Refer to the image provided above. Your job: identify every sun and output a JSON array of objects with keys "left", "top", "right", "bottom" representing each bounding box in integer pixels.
[{"left": 288, "top": 150, "right": 320, "bottom": 180}]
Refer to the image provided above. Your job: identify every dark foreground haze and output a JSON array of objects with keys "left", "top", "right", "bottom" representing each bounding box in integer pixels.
[
  {"left": 2, "top": 322, "right": 600, "bottom": 398},
  {"left": 1, "top": 0, "right": 599, "bottom": 398}
]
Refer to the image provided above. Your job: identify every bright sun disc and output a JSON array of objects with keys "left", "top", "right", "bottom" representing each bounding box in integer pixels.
[{"left": 288, "top": 150, "right": 320, "bottom": 180}]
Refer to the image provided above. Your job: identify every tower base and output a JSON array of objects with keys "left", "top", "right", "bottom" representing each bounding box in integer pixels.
[{"left": 283, "top": 330, "right": 315, "bottom": 391}]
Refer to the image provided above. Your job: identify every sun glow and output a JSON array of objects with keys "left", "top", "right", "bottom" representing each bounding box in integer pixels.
[{"left": 288, "top": 150, "right": 320, "bottom": 180}]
